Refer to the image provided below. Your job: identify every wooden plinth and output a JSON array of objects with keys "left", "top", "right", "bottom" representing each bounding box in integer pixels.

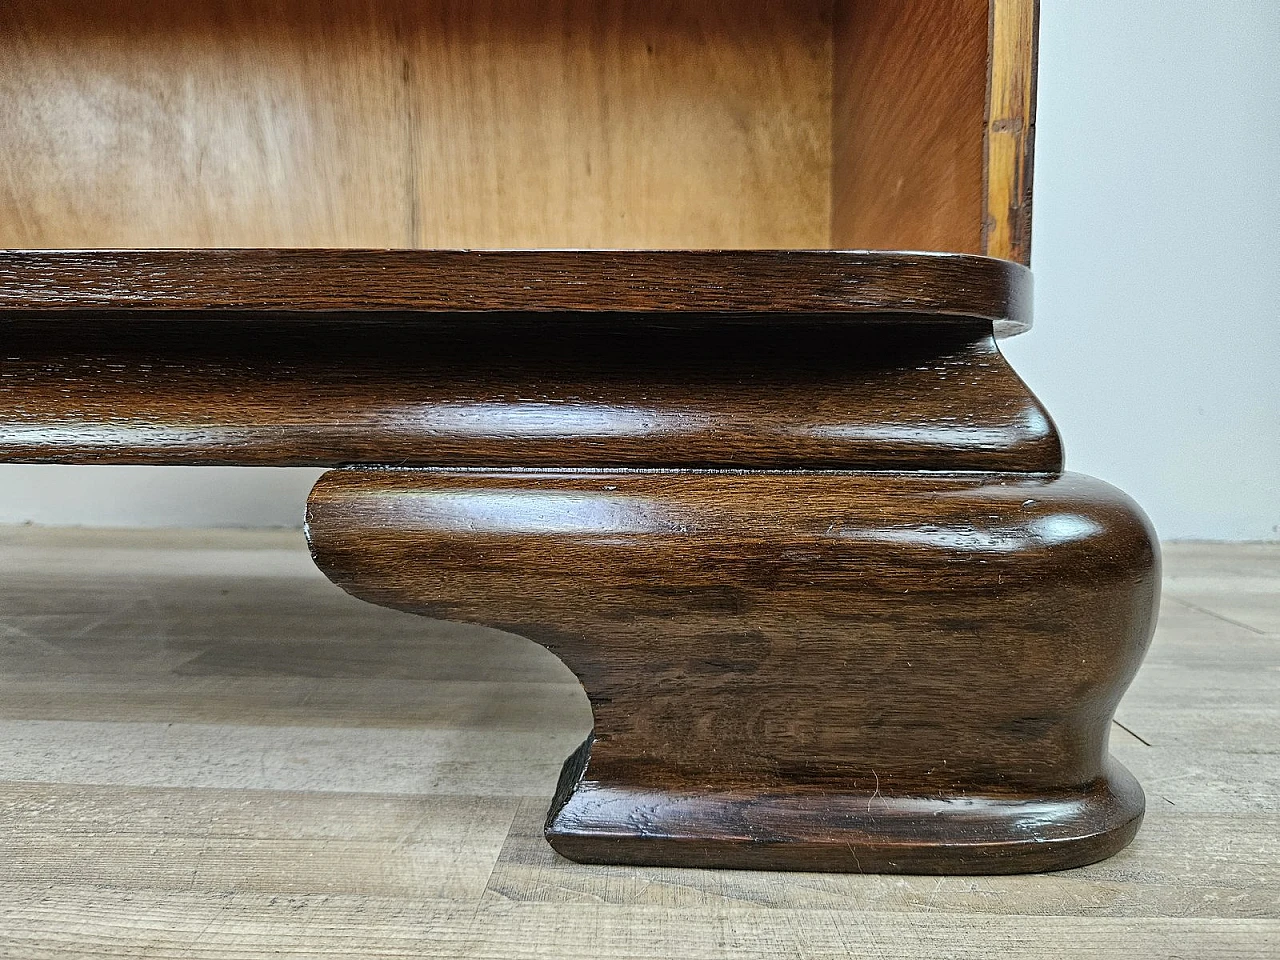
[
  {"left": 306, "top": 469, "right": 1159, "bottom": 874},
  {"left": 0, "top": 247, "right": 1160, "bottom": 873}
]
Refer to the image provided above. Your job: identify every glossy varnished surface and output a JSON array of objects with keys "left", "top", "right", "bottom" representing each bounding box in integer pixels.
[
  {"left": 307, "top": 469, "right": 1160, "bottom": 873},
  {"left": 0, "top": 318, "right": 1059, "bottom": 470},
  {"left": 0, "top": 250, "right": 1033, "bottom": 332},
  {"left": 546, "top": 759, "right": 1145, "bottom": 873}
]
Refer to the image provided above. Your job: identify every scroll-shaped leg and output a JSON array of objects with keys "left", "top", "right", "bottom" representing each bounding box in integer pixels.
[{"left": 306, "top": 469, "right": 1159, "bottom": 874}]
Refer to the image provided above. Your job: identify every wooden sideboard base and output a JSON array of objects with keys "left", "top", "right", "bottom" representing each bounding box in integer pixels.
[
  {"left": 307, "top": 468, "right": 1159, "bottom": 874},
  {"left": 547, "top": 747, "right": 1145, "bottom": 874}
]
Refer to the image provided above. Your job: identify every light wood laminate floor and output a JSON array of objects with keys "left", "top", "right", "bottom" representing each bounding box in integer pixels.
[{"left": 0, "top": 527, "right": 1275, "bottom": 958}]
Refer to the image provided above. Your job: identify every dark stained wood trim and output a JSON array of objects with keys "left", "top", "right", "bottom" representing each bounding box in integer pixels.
[
  {"left": 307, "top": 467, "right": 1160, "bottom": 873},
  {"left": 0, "top": 317, "right": 1059, "bottom": 470},
  {"left": 0, "top": 249, "right": 1033, "bottom": 335}
]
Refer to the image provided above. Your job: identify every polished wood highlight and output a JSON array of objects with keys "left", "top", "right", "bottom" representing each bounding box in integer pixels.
[
  {"left": 307, "top": 469, "right": 1160, "bottom": 873},
  {"left": 0, "top": 317, "right": 1059, "bottom": 471},
  {"left": 0, "top": 249, "right": 1032, "bottom": 328}
]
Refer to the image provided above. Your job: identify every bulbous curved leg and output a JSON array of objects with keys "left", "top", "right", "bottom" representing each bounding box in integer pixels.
[{"left": 306, "top": 469, "right": 1159, "bottom": 874}]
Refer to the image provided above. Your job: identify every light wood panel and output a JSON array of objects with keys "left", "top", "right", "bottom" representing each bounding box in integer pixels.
[
  {"left": 831, "top": 0, "right": 990, "bottom": 256},
  {"left": 0, "top": 0, "right": 410, "bottom": 248},
  {"left": 831, "top": 0, "right": 1039, "bottom": 263},
  {"left": 2, "top": 1, "right": 1040, "bottom": 255},
  {"left": 2, "top": 890, "right": 1274, "bottom": 960},
  {"left": 399, "top": 0, "right": 832, "bottom": 249},
  {"left": 0, "top": 532, "right": 1275, "bottom": 954},
  {"left": 0, "top": 0, "right": 832, "bottom": 249}
]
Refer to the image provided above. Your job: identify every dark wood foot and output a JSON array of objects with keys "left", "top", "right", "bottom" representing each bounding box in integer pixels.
[
  {"left": 547, "top": 745, "right": 1145, "bottom": 873},
  {"left": 306, "top": 469, "right": 1159, "bottom": 874}
]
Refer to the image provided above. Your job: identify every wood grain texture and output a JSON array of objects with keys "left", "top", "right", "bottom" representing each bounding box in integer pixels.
[
  {"left": 831, "top": 0, "right": 990, "bottom": 255},
  {"left": 3, "top": 890, "right": 1273, "bottom": 960},
  {"left": 0, "top": 783, "right": 520, "bottom": 900},
  {"left": 831, "top": 0, "right": 1039, "bottom": 264},
  {"left": 984, "top": 0, "right": 1039, "bottom": 263},
  {"left": 0, "top": 249, "right": 1032, "bottom": 328},
  {"left": 0, "top": 532, "right": 1274, "bottom": 955},
  {"left": 0, "top": 0, "right": 831, "bottom": 249},
  {"left": 307, "top": 469, "right": 1161, "bottom": 873},
  {"left": 0, "top": 316, "right": 1059, "bottom": 470},
  {"left": 1, "top": 2, "right": 1038, "bottom": 257}
]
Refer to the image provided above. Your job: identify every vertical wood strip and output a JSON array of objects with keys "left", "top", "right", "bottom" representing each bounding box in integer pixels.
[{"left": 984, "top": 0, "right": 1039, "bottom": 264}]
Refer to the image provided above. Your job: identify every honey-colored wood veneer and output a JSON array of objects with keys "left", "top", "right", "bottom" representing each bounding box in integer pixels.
[
  {"left": 0, "top": 0, "right": 1036, "bottom": 260},
  {"left": 831, "top": 0, "right": 989, "bottom": 256},
  {"left": 0, "top": 0, "right": 831, "bottom": 250}
]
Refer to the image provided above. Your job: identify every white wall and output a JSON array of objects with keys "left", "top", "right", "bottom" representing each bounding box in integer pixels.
[
  {"left": 1, "top": 0, "right": 1276, "bottom": 537},
  {"left": 1000, "top": 0, "right": 1279, "bottom": 540},
  {"left": 0, "top": 465, "right": 320, "bottom": 528}
]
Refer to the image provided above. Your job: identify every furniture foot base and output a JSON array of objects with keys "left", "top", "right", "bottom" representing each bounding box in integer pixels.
[
  {"left": 307, "top": 469, "right": 1159, "bottom": 874},
  {"left": 546, "top": 739, "right": 1145, "bottom": 874}
]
